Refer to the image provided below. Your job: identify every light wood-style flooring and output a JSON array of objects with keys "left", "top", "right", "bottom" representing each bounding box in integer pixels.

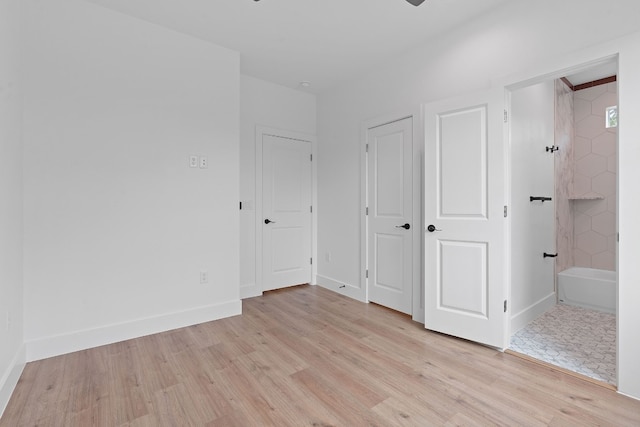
[{"left": 2, "top": 285, "right": 639, "bottom": 426}]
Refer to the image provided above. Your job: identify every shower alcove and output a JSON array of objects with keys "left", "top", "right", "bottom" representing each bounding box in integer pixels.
[{"left": 508, "top": 63, "right": 618, "bottom": 386}]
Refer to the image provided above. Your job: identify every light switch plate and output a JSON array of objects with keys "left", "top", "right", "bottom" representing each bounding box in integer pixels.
[{"left": 189, "top": 155, "right": 198, "bottom": 168}]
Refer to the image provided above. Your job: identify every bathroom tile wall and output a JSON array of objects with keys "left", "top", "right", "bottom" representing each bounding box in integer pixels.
[
  {"left": 555, "top": 79, "right": 575, "bottom": 274},
  {"left": 572, "top": 82, "right": 617, "bottom": 271}
]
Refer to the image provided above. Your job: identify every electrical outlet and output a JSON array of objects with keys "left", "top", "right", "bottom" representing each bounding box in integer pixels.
[
  {"left": 200, "top": 270, "right": 208, "bottom": 284},
  {"left": 199, "top": 156, "right": 208, "bottom": 169},
  {"left": 325, "top": 251, "right": 332, "bottom": 263},
  {"left": 6, "top": 312, "right": 11, "bottom": 331},
  {"left": 189, "top": 155, "right": 198, "bottom": 168}
]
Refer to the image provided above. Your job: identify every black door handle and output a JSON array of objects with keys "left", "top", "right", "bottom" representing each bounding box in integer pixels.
[
  {"left": 395, "top": 223, "right": 411, "bottom": 230},
  {"left": 543, "top": 253, "right": 558, "bottom": 258},
  {"left": 427, "top": 224, "right": 442, "bottom": 232},
  {"left": 264, "top": 219, "right": 276, "bottom": 224}
]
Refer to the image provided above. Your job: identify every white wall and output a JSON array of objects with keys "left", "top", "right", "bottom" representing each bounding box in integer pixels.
[
  {"left": 0, "top": 0, "right": 26, "bottom": 414},
  {"left": 317, "top": 0, "right": 640, "bottom": 399},
  {"left": 510, "top": 81, "right": 556, "bottom": 331},
  {"left": 239, "top": 75, "right": 316, "bottom": 298},
  {"left": 22, "top": 0, "right": 241, "bottom": 361},
  {"left": 617, "top": 34, "right": 640, "bottom": 399}
]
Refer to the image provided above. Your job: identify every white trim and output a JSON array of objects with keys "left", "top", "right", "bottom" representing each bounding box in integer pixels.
[
  {"left": 498, "top": 40, "right": 628, "bottom": 383},
  {"left": 503, "top": 88, "right": 513, "bottom": 349},
  {"left": 255, "top": 126, "right": 318, "bottom": 296},
  {"left": 510, "top": 292, "right": 557, "bottom": 333},
  {"left": 412, "top": 107, "right": 425, "bottom": 324},
  {"left": 0, "top": 344, "right": 26, "bottom": 418},
  {"left": 359, "top": 122, "right": 368, "bottom": 300},
  {"left": 25, "top": 300, "right": 241, "bottom": 362},
  {"left": 618, "top": 391, "right": 640, "bottom": 402},
  {"left": 240, "top": 283, "right": 261, "bottom": 299},
  {"left": 360, "top": 108, "right": 423, "bottom": 321},
  {"left": 497, "top": 49, "right": 619, "bottom": 91},
  {"left": 316, "top": 274, "right": 366, "bottom": 303}
]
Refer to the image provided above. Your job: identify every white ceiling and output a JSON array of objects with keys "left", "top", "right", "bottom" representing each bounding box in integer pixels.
[{"left": 84, "top": 0, "right": 510, "bottom": 93}]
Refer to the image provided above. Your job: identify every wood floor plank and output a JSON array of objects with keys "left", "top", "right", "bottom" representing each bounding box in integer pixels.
[
  {"left": 2, "top": 285, "right": 640, "bottom": 426},
  {"left": 241, "top": 330, "right": 310, "bottom": 374},
  {"left": 372, "top": 396, "right": 447, "bottom": 426},
  {"left": 214, "top": 359, "right": 294, "bottom": 426},
  {"left": 290, "top": 368, "right": 388, "bottom": 426},
  {"left": 232, "top": 351, "right": 343, "bottom": 426}
]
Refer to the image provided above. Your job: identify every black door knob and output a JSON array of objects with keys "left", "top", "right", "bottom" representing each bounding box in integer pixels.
[
  {"left": 427, "top": 224, "right": 442, "bottom": 232},
  {"left": 264, "top": 219, "right": 276, "bottom": 224},
  {"left": 395, "top": 223, "right": 411, "bottom": 230}
]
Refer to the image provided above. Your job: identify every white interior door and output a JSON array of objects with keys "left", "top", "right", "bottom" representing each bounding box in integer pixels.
[
  {"left": 262, "top": 135, "right": 312, "bottom": 291},
  {"left": 367, "top": 117, "right": 413, "bottom": 314},
  {"left": 424, "top": 89, "right": 507, "bottom": 349}
]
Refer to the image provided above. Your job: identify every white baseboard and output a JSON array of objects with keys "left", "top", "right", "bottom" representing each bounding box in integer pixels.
[
  {"left": 412, "top": 303, "right": 425, "bottom": 325},
  {"left": 617, "top": 389, "right": 640, "bottom": 402},
  {"left": 0, "top": 344, "right": 26, "bottom": 418},
  {"left": 511, "top": 292, "right": 556, "bottom": 333},
  {"left": 316, "top": 274, "right": 366, "bottom": 303},
  {"left": 240, "top": 283, "right": 262, "bottom": 299},
  {"left": 26, "top": 300, "right": 242, "bottom": 362}
]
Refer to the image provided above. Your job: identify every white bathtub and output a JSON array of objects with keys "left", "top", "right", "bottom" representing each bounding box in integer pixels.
[{"left": 558, "top": 267, "right": 616, "bottom": 314}]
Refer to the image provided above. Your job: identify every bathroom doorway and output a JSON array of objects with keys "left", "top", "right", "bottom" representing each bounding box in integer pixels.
[{"left": 507, "top": 60, "right": 619, "bottom": 386}]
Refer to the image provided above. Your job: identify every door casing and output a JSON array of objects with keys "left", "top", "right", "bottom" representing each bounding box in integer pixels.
[{"left": 503, "top": 55, "right": 620, "bottom": 366}]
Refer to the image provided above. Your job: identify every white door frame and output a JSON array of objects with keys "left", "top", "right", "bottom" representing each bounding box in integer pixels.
[
  {"left": 503, "top": 57, "right": 620, "bottom": 345},
  {"left": 502, "top": 54, "right": 619, "bottom": 335},
  {"left": 255, "top": 126, "right": 317, "bottom": 295},
  {"left": 360, "top": 108, "right": 424, "bottom": 322}
]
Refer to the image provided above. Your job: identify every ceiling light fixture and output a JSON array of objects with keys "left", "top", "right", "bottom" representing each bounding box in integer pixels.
[{"left": 299, "top": 81, "right": 311, "bottom": 88}]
